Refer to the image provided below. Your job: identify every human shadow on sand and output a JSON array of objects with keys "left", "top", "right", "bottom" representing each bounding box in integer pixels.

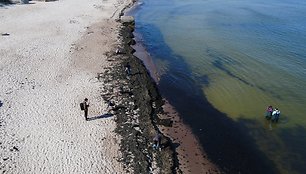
[{"left": 87, "top": 113, "right": 113, "bottom": 121}]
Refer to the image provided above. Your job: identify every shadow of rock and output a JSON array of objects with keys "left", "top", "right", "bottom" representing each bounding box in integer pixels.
[{"left": 171, "top": 142, "right": 180, "bottom": 149}]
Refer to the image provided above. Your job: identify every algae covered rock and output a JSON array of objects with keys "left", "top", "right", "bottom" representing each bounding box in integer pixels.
[{"left": 120, "top": 16, "right": 135, "bottom": 25}]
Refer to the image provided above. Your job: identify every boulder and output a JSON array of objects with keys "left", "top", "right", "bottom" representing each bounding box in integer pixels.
[{"left": 120, "top": 16, "right": 135, "bottom": 25}]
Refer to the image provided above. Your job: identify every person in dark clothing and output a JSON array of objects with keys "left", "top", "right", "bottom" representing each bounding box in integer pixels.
[
  {"left": 271, "top": 108, "right": 281, "bottom": 123},
  {"left": 153, "top": 133, "right": 162, "bottom": 150},
  {"left": 83, "top": 98, "right": 90, "bottom": 121},
  {"left": 265, "top": 105, "right": 273, "bottom": 120}
]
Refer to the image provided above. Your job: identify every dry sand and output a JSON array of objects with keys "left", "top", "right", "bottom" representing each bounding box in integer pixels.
[{"left": 0, "top": 0, "right": 132, "bottom": 173}]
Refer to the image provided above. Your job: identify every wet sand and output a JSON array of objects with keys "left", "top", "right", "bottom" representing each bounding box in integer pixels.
[
  {"left": 132, "top": 34, "right": 221, "bottom": 173},
  {"left": 159, "top": 102, "right": 221, "bottom": 174}
]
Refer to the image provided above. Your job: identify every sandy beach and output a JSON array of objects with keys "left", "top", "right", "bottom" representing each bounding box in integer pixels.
[
  {"left": 0, "top": 0, "right": 132, "bottom": 173},
  {"left": 1, "top": 0, "right": 225, "bottom": 173}
]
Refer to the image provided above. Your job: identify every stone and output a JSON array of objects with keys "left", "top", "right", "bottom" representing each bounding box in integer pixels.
[
  {"left": 120, "top": 16, "right": 135, "bottom": 25},
  {"left": 20, "top": 0, "right": 29, "bottom": 3},
  {"left": 134, "top": 126, "right": 140, "bottom": 132},
  {"left": 128, "top": 39, "right": 136, "bottom": 46},
  {"left": 115, "top": 48, "right": 126, "bottom": 54}
]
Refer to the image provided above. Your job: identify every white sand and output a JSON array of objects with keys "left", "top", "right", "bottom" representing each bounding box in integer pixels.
[{"left": 0, "top": 0, "right": 131, "bottom": 173}]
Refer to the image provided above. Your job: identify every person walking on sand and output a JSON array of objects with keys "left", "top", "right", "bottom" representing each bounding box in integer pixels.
[{"left": 83, "top": 98, "right": 90, "bottom": 121}]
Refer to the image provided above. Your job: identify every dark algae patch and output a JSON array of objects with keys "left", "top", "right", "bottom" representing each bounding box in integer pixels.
[
  {"left": 141, "top": 24, "right": 280, "bottom": 174},
  {"left": 100, "top": 19, "right": 180, "bottom": 173}
]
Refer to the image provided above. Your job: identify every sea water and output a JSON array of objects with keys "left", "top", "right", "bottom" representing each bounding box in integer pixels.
[{"left": 130, "top": 0, "right": 306, "bottom": 173}]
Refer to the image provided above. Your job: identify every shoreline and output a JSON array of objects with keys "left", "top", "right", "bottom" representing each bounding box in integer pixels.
[
  {"left": 100, "top": 18, "right": 179, "bottom": 173},
  {"left": 0, "top": 0, "right": 270, "bottom": 173},
  {"left": 0, "top": 0, "right": 182, "bottom": 173},
  {"left": 120, "top": 2, "right": 282, "bottom": 173},
  {"left": 159, "top": 102, "right": 221, "bottom": 174},
  {"left": 110, "top": 12, "right": 222, "bottom": 173},
  {"left": 131, "top": 29, "right": 222, "bottom": 173}
]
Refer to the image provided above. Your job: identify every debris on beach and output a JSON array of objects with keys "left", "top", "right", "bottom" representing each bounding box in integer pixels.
[{"left": 99, "top": 20, "right": 181, "bottom": 173}]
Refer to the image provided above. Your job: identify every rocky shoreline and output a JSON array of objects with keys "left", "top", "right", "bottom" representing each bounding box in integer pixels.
[{"left": 99, "top": 18, "right": 180, "bottom": 173}]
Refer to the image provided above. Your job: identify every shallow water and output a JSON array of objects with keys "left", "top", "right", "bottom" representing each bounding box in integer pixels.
[{"left": 130, "top": 0, "right": 306, "bottom": 173}]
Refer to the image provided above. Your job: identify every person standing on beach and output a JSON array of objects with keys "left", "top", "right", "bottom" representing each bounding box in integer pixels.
[{"left": 83, "top": 98, "right": 90, "bottom": 121}]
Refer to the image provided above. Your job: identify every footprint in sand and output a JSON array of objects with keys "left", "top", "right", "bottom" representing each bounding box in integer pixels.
[
  {"left": 69, "top": 19, "right": 79, "bottom": 24},
  {"left": 93, "top": 4, "right": 104, "bottom": 10},
  {"left": 5, "top": 88, "right": 13, "bottom": 95}
]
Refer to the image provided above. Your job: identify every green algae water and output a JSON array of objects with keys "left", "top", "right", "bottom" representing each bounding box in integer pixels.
[{"left": 130, "top": 0, "right": 306, "bottom": 173}]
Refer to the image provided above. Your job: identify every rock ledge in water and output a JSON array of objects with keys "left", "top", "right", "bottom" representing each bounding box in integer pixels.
[{"left": 120, "top": 16, "right": 135, "bottom": 25}]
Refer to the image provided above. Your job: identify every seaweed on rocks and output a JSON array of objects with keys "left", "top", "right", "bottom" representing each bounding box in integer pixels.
[
  {"left": 0, "top": 0, "right": 12, "bottom": 5},
  {"left": 100, "top": 19, "right": 180, "bottom": 173}
]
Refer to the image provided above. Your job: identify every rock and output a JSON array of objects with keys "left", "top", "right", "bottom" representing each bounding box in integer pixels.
[
  {"left": 13, "top": 146, "right": 19, "bottom": 151},
  {"left": 120, "top": 16, "right": 135, "bottom": 25},
  {"left": 134, "top": 126, "right": 140, "bottom": 132},
  {"left": 102, "top": 20, "right": 178, "bottom": 173},
  {"left": 20, "top": 0, "right": 29, "bottom": 4},
  {"left": 116, "top": 48, "right": 126, "bottom": 54},
  {"left": 128, "top": 39, "right": 136, "bottom": 46},
  {"left": 45, "top": 0, "right": 58, "bottom": 1},
  {"left": 157, "top": 118, "right": 173, "bottom": 127}
]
